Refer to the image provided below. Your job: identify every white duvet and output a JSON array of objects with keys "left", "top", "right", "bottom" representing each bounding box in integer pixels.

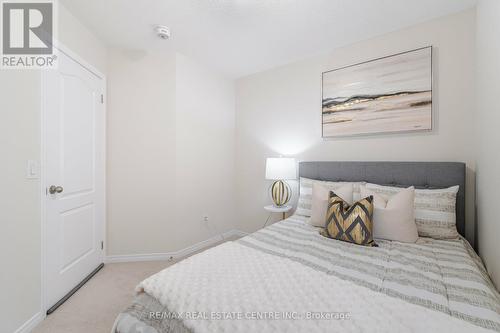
[{"left": 138, "top": 241, "right": 490, "bottom": 333}]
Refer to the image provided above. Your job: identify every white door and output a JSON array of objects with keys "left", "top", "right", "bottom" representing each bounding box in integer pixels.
[{"left": 43, "top": 49, "right": 105, "bottom": 310}]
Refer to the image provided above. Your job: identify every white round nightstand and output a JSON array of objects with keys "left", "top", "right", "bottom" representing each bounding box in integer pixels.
[{"left": 264, "top": 205, "right": 292, "bottom": 227}]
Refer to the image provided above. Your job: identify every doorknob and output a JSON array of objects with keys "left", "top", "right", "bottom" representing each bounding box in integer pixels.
[{"left": 49, "top": 185, "right": 64, "bottom": 194}]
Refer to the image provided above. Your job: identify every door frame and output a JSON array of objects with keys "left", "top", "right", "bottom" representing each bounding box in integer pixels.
[{"left": 40, "top": 39, "right": 106, "bottom": 316}]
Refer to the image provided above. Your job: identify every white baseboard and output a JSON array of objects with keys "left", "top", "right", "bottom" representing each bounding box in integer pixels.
[
  {"left": 14, "top": 312, "right": 44, "bottom": 333},
  {"left": 105, "top": 229, "right": 248, "bottom": 263}
]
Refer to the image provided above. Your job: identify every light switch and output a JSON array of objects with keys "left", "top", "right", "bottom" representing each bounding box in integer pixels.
[{"left": 26, "top": 160, "right": 39, "bottom": 179}]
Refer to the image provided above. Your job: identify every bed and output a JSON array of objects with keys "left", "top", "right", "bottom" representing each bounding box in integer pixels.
[{"left": 112, "top": 162, "right": 500, "bottom": 333}]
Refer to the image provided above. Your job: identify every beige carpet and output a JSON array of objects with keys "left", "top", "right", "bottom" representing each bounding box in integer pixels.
[{"left": 34, "top": 236, "right": 239, "bottom": 333}]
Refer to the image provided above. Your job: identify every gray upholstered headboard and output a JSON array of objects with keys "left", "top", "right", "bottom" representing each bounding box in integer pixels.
[{"left": 299, "top": 161, "right": 466, "bottom": 239}]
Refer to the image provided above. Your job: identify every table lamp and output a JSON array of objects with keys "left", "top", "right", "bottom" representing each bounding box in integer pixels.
[{"left": 265, "top": 157, "right": 297, "bottom": 207}]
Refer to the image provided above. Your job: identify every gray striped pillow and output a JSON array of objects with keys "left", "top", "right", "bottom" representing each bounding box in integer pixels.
[
  {"left": 296, "top": 177, "right": 365, "bottom": 217},
  {"left": 365, "top": 183, "right": 459, "bottom": 239}
]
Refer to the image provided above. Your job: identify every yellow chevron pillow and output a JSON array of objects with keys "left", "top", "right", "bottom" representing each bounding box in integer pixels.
[{"left": 322, "top": 191, "right": 376, "bottom": 246}]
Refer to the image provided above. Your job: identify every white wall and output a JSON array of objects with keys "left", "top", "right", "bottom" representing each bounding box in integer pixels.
[
  {"left": 0, "top": 71, "right": 41, "bottom": 333},
  {"left": 174, "top": 53, "right": 236, "bottom": 249},
  {"left": 107, "top": 52, "right": 236, "bottom": 256},
  {"left": 476, "top": 0, "right": 500, "bottom": 288},
  {"left": 106, "top": 49, "right": 177, "bottom": 255},
  {"left": 0, "top": 3, "right": 107, "bottom": 332},
  {"left": 234, "top": 10, "right": 478, "bottom": 245},
  {"left": 57, "top": 4, "right": 107, "bottom": 73}
]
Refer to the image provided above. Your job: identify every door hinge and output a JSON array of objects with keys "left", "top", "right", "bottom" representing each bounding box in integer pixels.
[
  {"left": 101, "top": 241, "right": 104, "bottom": 250},
  {"left": 100, "top": 94, "right": 104, "bottom": 104}
]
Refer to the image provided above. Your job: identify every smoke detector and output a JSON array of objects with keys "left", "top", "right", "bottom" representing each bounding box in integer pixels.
[{"left": 155, "top": 25, "right": 170, "bottom": 40}]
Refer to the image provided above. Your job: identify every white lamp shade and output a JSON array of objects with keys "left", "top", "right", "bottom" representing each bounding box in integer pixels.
[{"left": 265, "top": 158, "right": 297, "bottom": 180}]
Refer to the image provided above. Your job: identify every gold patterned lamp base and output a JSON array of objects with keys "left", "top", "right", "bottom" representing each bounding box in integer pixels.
[{"left": 270, "top": 180, "right": 291, "bottom": 207}]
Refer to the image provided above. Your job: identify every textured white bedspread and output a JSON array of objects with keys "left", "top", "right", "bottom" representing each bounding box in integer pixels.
[{"left": 137, "top": 240, "right": 491, "bottom": 332}]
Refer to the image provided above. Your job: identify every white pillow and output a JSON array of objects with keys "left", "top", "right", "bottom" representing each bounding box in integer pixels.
[
  {"left": 361, "top": 185, "right": 418, "bottom": 243},
  {"left": 309, "top": 183, "right": 353, "bottom": 227},
  {"left": 365, "top": 183, "right": 460, "bottom": 239},
  {"left": 296, "top": 177, "right": 365, "bottom": 217}
]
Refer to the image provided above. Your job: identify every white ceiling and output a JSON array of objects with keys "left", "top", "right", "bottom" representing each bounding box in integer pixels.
[{"left": 60, "top": 0, "right": 477, "bottom": 78}]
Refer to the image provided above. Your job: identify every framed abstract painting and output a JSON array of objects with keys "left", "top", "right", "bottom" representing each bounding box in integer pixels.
[{"left": 322, "top": 46, "right": 432, "bottom": 137}]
